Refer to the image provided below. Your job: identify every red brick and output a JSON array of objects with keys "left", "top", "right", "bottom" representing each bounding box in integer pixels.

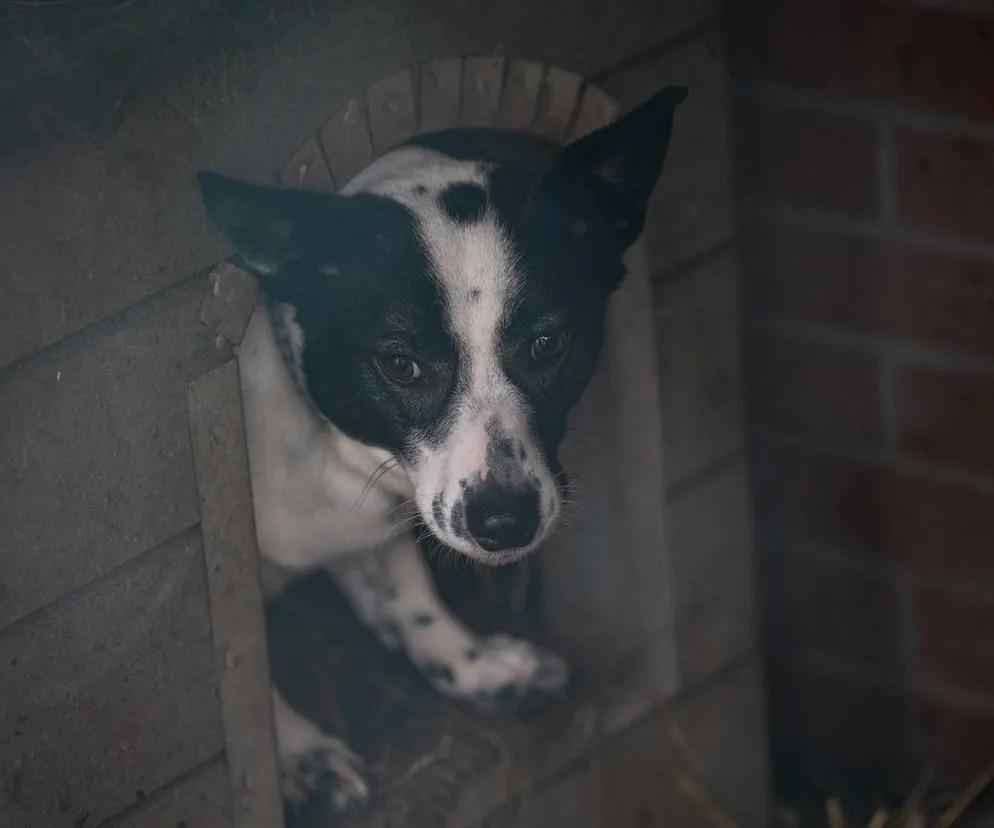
[
  {"left": 915, "top": 698, "right": 994, "bottom": 778},
  {"left": 739, "top": 220, "right": 881, "bottom": 330},
  {"left": 917, "top": 585, "right": 994, "bottom": 697},
  {"left": 880, "top": 248, "right": 994, "bottom": 358},
  {"left": 899, "top": 368, "right": 994, "bottom": 476},
  {"left": 754, "top": 444, "right": 994, "bottom": 580},
  {"left": 898, "top": 130, "right": 994, "bottom": 244},
  {"left": 763, "top": 552, "right": 904, "bottom": 666},
  {"left": 727, "top": 0, "right": 994, "bottom": 123},
  {"left": 746, "top": 332, "right": 882, "bottom": 441},
  {"left": 741, "top": 219, "right": 994, "bottom": 356},
  {"left": 733, "top": 98, "right": 879, "bottom": 214}
]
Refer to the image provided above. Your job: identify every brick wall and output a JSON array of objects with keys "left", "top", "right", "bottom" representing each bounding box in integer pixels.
[{"left": 726, "top": 0, "right": 994, "bottom": 810}]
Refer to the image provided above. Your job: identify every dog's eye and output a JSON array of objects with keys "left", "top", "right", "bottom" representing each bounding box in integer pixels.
[
  {"left": 530, "top": 331, "right": 570, "bottom": 363},
  {"left": 375, "top": 352, "right": 422, "bottom": 384}
]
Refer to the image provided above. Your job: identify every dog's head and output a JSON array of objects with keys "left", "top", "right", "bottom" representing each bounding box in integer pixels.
[{"left": 200, "top": 85, "right": 685, "bottom": 564}]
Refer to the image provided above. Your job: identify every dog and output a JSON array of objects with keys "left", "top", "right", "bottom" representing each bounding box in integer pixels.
[{"left": 199, "top": 82, "right": 685, "bottom": 820}]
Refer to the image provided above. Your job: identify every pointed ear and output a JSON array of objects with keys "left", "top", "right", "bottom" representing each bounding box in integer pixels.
[
  {"left": 198, "top": 171, "right": 331, "bottom": 277},
  {"left": 543, "top": 85, "right": 687, "bottom": 250}
]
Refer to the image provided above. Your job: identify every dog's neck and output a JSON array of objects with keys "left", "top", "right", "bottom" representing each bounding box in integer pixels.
[{"left": 264, "top": 298, "right": 330, "bottom": 425}]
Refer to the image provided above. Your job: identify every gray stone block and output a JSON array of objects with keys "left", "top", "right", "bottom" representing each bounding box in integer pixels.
[
  {"left": 277, "top": 135, "right": 334, "bottom": 191},
  {"left": 567, "top": 84, "right": 621, "bottom": 142},
  {"left": 407, "top": 0, "right": 718, "bottom": 79},
  {"left": 655, "top": 249, "right": 743, "bottom": 487},
  {"left": 460, "top": 57, "right": 506, "bottom": 127},
  {"left": 320, "top": 98, "right": 375, "bottom": 188},
  {"left": 596, "top": 656, "right": 768, "bottom": 828},
  {"left": 598, "top": 26, "right": 734, "bottom": 273},
  {"left": 0, "top": 2, "right": 409, "bottom": 369},
  {"left": 112, "top": 759, "right": 232, "bottom": 828},
  {"left": 419, "top": 59, "right": 463, "bottom": 133},
  {"left": 532, "top": 66, "right": 582, "bottom": 142},
  {"left": 666, "top": 656, "right": 769, "bottom": 827},
  {"left": 0, "top": 530, "right": 224, "bottom": 827},
  {"left": 0, "top": 276, "right": 227, "bottom": 630},
  {"left": 189, "top": 361, "right": 283, "bottom": 828},
  {"left": 497, "top": 60, "right": 543, "bottom": 131},
  {"left": 668, "top": 462, "right": 757, "bottom": 688},
  {"left": 366, "top": 70, "right": 417, "bottom": 156},
  {"left": 482, "top": 658, "right": 768, "bottom": 828}
]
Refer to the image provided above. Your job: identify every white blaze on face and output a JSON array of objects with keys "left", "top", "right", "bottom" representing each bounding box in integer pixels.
[{"left": 344, "top": 147, "right": 562, "bottom": 561}]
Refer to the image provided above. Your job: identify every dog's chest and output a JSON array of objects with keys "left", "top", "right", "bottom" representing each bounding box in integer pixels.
[{"left": 237, "top": 307, "right": 411, "bottom": 568}]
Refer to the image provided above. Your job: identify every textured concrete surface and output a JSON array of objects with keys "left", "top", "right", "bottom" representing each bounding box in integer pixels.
[
  {"left": 655, "top": 249, "right": 743, "bottom": 487},
  {"left": 668, "top": 461, "right": 757, "bottom": 687},
  {"left": 0, "top": 276, "right": 228, "bottom": 629},
  {"left": 189, "top": 361, "right": 284, "bottom": 828},
  {"left": 482, "top": 656, "right": 769, "bottom": 827},
  {"left": 110, "top": 759, "right": 232, "bottom": 828},
  {"left": 0, "top": 530, "right": 223, "bottom": 827},
  {"left": 598, "top": 24, "right": 734, "bottom": 275}
]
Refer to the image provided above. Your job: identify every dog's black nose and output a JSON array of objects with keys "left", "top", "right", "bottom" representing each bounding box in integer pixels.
[{"left": 465, "top": 486, "right": 540, "bottom": 552}]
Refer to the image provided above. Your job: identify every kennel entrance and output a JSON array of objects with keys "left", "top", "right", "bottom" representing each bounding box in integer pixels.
[{"left": 187, "top": 59, "right": 677, "bottom": 827}]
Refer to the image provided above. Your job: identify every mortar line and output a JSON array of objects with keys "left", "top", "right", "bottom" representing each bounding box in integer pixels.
[
  {"left": 588, "top": 16, "right": 719, "bottom": 86},
  {"left": 0, "top": 522, "right": 202, "bottom": 643},
  {"left": 0, "top": 266, "right": 216, "bottom": 386},
  {"left": 96, "top": 750, "right": 227, "bottom": 827},
  {"left": 740, "top": 199, "right": 994, "bottom": 262}
]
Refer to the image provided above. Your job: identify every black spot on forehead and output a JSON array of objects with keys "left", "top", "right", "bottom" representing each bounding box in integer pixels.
[{"left": 438, "top": 182, "right": 488, "bottom": 224}]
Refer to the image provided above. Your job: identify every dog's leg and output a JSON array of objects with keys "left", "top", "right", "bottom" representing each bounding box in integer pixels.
[
  {"left": 331, "top": 536, "right": 569, "bottom": 711},
  {"left": 272, "top": 688, "right": 369, "bottom": 819}
]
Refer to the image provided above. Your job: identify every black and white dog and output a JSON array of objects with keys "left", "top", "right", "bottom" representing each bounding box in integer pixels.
[{"left": 199, "top": 83, "right": 685, "bottom": 817}]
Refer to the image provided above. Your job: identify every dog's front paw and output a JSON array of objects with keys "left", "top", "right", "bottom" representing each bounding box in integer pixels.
[
  {"left": 281, "top": 739, "right": 370, "bottom": 825},
  {"left": 422, "top": 634, "right": 570, "bottom": 713}
]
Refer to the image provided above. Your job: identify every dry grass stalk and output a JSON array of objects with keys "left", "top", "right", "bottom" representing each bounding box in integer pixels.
[
  {"left": 934, "top": 764, "right": 994, "bottom": 828},
  {"left": 674, "top": 772, "right": 740, "bottom": 828}
]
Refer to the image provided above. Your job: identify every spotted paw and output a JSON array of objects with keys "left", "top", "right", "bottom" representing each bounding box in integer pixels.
[
  {"left": 421, "top": 634, "right": 570, "bottom": 713},
  {"left": 280, "top": 740, "right": 370, "bottom": 825}
]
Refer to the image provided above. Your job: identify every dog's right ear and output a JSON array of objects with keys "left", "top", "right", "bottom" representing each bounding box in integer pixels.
[{"left": 198, "top": 171, "right": 328, "bottom": 278}]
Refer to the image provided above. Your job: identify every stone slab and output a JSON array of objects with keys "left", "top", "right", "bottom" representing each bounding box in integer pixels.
[
  {"left": 112, "top": 759, "right": 232, "bottom": 828},
  {"left": 595, "top": 656, "right": 769, "bottom": 828},
  {"left": 598, "top": 26, "right": 734, "bottom": 273},
  {"left": 567, "top": 84, "right": 621, "bottom": 142},
  {"left": 366, "top": 69, "right": 417, "bottom": 156},
  {"left": 199, "top": 261, "right": 259, "bottom": 347},
  {"left": 277, "top": 135, "right": 334, "bottom": 191},
  {"left": 668, "top": 461, "right": 758, "bottom": 688},
  {"left": 497, "top": 60, "right": 544, "bottom": 131},
  {"left": 531, "top": 66, "right": 582, "bottom": 142},
  {"left": 189, "top": 361, "right": 284, "bottom": 828},
  {"left": 419, "top": 58, "right": 463, "bottom": 133},
  {"left": 0, "top": 276, "right": 228, "bottom": 631},
  {"left": 407, "top": 0, "right": 719, "bottom": 80},
  {"left": 482, "top": 657, "right": 768, "bottom": 828},
  {"left": 0, "top": 0, "right": 415, "bottom": 369},
  {"left": 655, "top": 249, "right": 743, "bottom": 487},
  {"left": 0, "top": 530, "right": 224, "bottom": 827},
  {"left": 320, "top": 97, "right": 375, "bottom": 188},
  {"left": 460, "top": 56, "right": 506, "bottom": 127}
]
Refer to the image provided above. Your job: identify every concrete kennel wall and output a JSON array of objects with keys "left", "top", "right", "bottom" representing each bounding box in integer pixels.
[{"left": 0, "top": 3, "right": 765, "bottom": 825}]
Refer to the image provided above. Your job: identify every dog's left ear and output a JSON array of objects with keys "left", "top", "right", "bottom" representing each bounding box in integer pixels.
[{"left": 542, "top": 85, "right": 688, "bottom": 251}]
